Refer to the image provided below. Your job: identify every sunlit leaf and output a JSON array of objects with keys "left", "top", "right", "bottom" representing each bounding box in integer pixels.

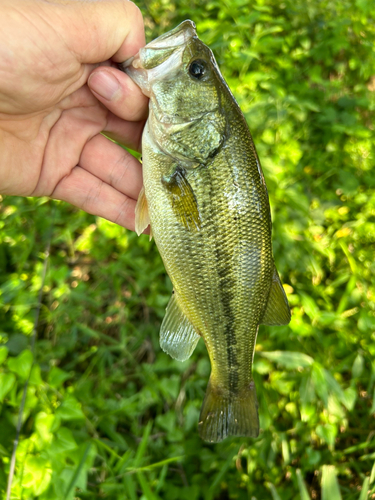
[{"left": 321, "top": 466, "right": 342, "bottom": 500}]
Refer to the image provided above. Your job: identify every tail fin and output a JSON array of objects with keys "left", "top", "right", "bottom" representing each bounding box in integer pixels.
[{"left": 198, "top": 378, "right": 259, "bottom": 443}]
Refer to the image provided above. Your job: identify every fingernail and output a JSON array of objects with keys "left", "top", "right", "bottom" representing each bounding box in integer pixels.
[{"left": 88, "top": 71, "right": 120, "bottom": 101}]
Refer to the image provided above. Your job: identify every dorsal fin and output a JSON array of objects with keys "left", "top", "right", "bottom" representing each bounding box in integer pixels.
[
  {"left": 160, "top": 292, "right": 200, "bottom": 361},
  {"left": 261, "top": 267, "right": 291, "bottom": 325}
]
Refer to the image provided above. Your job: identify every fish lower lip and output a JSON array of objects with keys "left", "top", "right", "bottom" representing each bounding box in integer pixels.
[
  {"left": 120, "top": 57, "right": 151, "bottom": 96},
  {"left": 119, "top": 56, "right": 134, "bottom": 70}
]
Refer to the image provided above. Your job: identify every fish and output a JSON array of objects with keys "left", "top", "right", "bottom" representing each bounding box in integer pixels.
[{"left": 120, "top": 20, "right": 291, "bottom": 443}]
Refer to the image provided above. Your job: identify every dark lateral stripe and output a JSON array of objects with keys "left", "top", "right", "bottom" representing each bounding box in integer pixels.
[{"left": 212, "top": 206, "right": 239, "bottom": 395}]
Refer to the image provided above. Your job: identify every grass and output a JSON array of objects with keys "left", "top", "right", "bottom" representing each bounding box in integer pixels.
[{"left": 1, "top": 0, "right": 375, "bottom": 498}]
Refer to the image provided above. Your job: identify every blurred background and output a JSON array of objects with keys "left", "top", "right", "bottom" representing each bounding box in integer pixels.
[{"left": 1, "top": 0, "right": 375, "bottom": 498}]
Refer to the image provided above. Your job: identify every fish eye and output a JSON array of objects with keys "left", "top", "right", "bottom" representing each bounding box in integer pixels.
[{"left": 189, "top": 59, "right": 207, "bottom": 79}]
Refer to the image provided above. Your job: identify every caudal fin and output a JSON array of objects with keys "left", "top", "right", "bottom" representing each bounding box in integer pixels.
[{"left": 198, "top": 378, "right": 259, "bottom": 443}]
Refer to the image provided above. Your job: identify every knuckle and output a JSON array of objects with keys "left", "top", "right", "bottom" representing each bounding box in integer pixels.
[
  {"left": 109, "top": 151, "right": 132, "bottom": 187},
  {"left": 114, "top": 197, "right": 132, "bottom": 226},
  {"left": 82, "top": 178, "right": 103, "bottom": 212}
]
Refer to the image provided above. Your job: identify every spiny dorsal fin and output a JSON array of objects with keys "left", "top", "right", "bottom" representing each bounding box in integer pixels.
[
  {"left": 135, "top": 186, "right": 150, "bottom": 236},
  {"left": 162, "top": 169, "right": 202, "bottom": 232},
  {"left": 160, "top": 292, "right": 200, "bottom": 361},
  {"left": 261, "top": 267, "right": 291, "bottom": 326}
]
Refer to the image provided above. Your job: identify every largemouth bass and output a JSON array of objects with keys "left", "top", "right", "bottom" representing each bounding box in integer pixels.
[{"left": 120, "top": 20, "right": 291, "bottom": 443}]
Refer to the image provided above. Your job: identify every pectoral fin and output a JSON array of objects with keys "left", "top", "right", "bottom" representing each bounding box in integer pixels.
[
  {"left": 160, "top": 292, "right": 200, "bottom": 361},
  {"left": 135, "top": 186, "right": 150, "bottom": 236},
  {"left": 261, "top": 267, "right": 291, "bottom": 325},
  {"left": 162, "top": 169, "right": 202, "bottom": 232}
]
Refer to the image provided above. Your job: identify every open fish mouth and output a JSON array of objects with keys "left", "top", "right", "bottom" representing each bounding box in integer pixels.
[{"left": 119, "top": 20, "right": 197, "bottom": 96}]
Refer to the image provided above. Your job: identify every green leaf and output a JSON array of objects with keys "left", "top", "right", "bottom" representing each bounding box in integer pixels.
[
  {"left": 206, "top": 451, "right": 235, "bottom": 500},
  {"left": 370, "top": 462, "right": 375, "bottom": 485},
  {"left": 22, "top": 456, "right": 52, "bottom": 495},
  {"left": 137, "top": 470, "right": 162, "bottom": 500},
  {"left": 29, "top": 363, "right": 43, "bottom": 385},
  {"left": 63, "top": 443, "right": 92, "bottom": 500},
  {"left": 134, "top": 420, "right": 153, "bottom": 468},
  {"left": 48, "top": 366, "right": 71, "bottom": 388},
  {"left": 0, "top": 346, "right": 8, "bottom": 365},
  {"left": 55, "top": 397, "right": 85, "bottom": 421},
  {"left": 35, "top": 412, "right": 55, "bottom": 442},
  {"left": 260, "top": 351, "right": 314, "bottom": 369},
  {"left": 123, "top": 474, "right": 138, "bottom": 500},
  {"left": 352, "top": 354, "right": 364, "bottom": 379},
  {"left": 321, "top": 466, "right": 342, "bottom": 500},
  {"left": 268, "top": 483, "right": 282, "bottom": 500},
  {"left": 8, "top": 349, "right": 33, "bottom": 380},
  {"left": 296, "top": 469, "right": 311, "bottom": 500},
  {"left": 312, "top": 363, "right": 329, "bottom": 407},
  {"left": 316, "top": 424, "right": 338, "bottom": 448},
  {"left": 0, "top": 372, "right": 16, "bottom": 401},
  {"left": 358, "top": 477, "right": 370, "bottom": 500}
]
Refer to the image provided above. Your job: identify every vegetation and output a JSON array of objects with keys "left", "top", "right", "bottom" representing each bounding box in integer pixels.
[{"left": 1, "top": 0, "right": 375, "bottom": 498}]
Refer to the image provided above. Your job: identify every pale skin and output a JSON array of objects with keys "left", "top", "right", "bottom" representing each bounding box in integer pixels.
[{"left": 0, "top": 0, "right": 149, "bottom": 231}]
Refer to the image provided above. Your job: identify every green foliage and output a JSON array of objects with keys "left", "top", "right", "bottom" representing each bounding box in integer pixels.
[{"left": 1, "top": 0, "right": 375, "bottom": 498}]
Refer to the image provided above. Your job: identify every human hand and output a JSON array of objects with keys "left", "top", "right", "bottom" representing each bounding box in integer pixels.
[{"left": 0, "top": 0, "right": 148, "bottom": 231}]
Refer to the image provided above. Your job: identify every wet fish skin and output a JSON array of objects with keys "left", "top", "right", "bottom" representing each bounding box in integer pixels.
[{"left": 120, "top": 20, "right": 291, "bottom": 442}]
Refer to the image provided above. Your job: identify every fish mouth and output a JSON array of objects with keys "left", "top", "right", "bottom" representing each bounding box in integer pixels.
[{"left": 119, "top": 20, "right": 197, "bottom": 96}]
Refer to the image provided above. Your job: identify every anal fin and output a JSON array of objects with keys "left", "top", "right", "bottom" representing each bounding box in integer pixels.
[
  {"left": 261, "top": 267, "right": 291, "bottom": 326},
  {"left": 160, "top": 292, "right": 200, "bottom": 361}
]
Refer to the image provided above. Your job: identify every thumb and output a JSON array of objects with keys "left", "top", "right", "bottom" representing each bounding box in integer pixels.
[{"left": 46, "top": 0, "right": 145, "bottom": 64}]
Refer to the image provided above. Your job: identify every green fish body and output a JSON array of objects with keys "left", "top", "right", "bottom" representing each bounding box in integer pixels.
[{"left": 121, "top": 20, "right": 291, "bottom": 442}]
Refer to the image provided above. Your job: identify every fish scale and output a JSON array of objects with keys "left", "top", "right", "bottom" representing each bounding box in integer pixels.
[{"left": 121, "top": 20, "right": 291, "bottom": 442}]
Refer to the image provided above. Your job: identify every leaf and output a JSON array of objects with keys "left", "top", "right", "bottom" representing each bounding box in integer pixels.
[
  {"left": 56, "top": 397, "right": 85, "bottom": 421},
  {"left": 296, "top": 469, "right": 311, "bottom": 500},
  {"left": 0, "top": 372, "right": 16, "bottom": 401},
  {"left": 268, "top": 482, "right": 282, "bottom": 500},
  {"left": 206, "top": 452, "right": 235, "bottom": 500},
  {"left": 7, "top": 349, "right": 33, "bottom": 380},
  {"left": 358, "top": 477, "right": 370, "bottom": 500},
  {"left": 48, "top": 366, "right": 71, "bottom": 388},
  {"left": 63, "top": 443, "right": 92, "bottom": 500},
  {"left": 370, "top": 461, "right": 375, "bottom": 485},
  {"left": 260, "top": 351, "right": 314, "bottom": 369},
  {"left": 134, "top": 420, "right": 153, "bottom": 468},
  {"left": 321, "top": 466, "right": 342, "bottom": 500},
  {"left": 22, "top": 456, "right": 52, "bottom": 495},
  {"left": 35, "top": 412, "right": 55, "bottom": 442},
  {"left": 50, "top": 427, "right": 77, "bottom": 454},
  {"left": 316, "top": 424, "right": 338, "bottom": 448},
  {"left": 352, "top": 354, "right": 364, "bottom": 379},
  {"left": 0, "top": 346, "right": 8, "bottom": 365},
  {"left": 29, "top": 364, "right": 43, "bottom": 385},
  {"left": 136, "top": 470, "right": 162, "bottom": 500},
  {"left": 312, "top": 363, "right": 329, "bottom": 407},
  {"left": 123, "top": 475, "right": 138, "bottom": 500}
]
